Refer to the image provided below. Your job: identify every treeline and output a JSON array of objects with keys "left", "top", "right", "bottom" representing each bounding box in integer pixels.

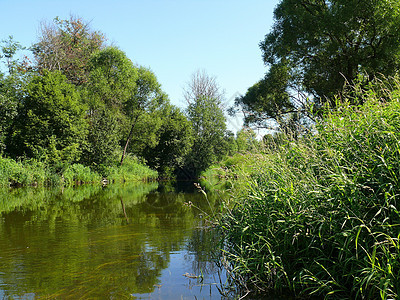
[{"left": 0, "top": 16, "right": 246, "bottom": 186}]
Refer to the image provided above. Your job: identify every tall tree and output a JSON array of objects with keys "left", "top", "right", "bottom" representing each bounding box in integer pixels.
[
  {"left": 183, "top": 71, "right": 228, "bottom": 178},
  {"left": 235, "top": 0, "right": 400, "bottom": 128},
  {"left": 32, "top": 16, "right": 105, "bottom": 85},
  {"left": 0, "top": 37, "right": 31, "bottom": 153},
  {"left": 84, "top": 47, "right": 138, "bottom": 167},
  {"left": 183, "top": 69, "right": 225, "bottom": 105},
  {"left": 120, "top": 66, "right": 168, "bottom": 166},
  {"left": 185, "top": 96, "right": 227, "bottom": 178}
]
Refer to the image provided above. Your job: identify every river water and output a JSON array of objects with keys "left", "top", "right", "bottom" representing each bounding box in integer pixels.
[{"left": 0, "top": 182, "right": 227, "bottom": 299}]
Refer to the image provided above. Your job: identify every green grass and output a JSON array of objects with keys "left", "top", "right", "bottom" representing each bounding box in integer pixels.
[
  {"left": 0, "top": 154, "right": 157, "bottom": 187},
  {"left": 212, "top": 78, "right": 400, "bottom": 299}
]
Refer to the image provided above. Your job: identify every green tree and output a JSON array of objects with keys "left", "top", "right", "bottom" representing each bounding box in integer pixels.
[
  {"left": 9, "top": 70, "right": 88, "bottom": 166},
  {"left": 120, "top": 66, "right": 168, "bottom": 166},
  {"left": 84, "top": 47, "right": 138, "bottom": 167},
  {"left": 82, "top": 108, "right": 120, "bottom": 170},
  {"left": 0, "top": 37, "right": 31, "bottom": 153},
  {"left": 235, "top": 0, "right": 400, "bottom": 127},
  {"left": 141, "top": 104, "right": 193, "bottom": 178},
  {"left": 0, "top": 36, "right": 27, "bottom": 75},
  {"left": 32, "top": 16, "right": 105, "bottom": 85},
  {"left": 185, "top": 95, "right": 227, "bottom": 178},
  {"left": 183, "top": 71, "right": 228, "bottom": 178},
  {"left": 236, "top": 127, "right": 259, "bottom": 153}
]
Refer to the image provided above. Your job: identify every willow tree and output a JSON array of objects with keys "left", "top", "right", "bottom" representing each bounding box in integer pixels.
[{"left": 84, "top": 47, "right": 137, "bottom": 168}]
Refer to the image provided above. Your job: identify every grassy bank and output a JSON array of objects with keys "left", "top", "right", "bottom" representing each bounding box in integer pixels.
[
  {"left": 204, "top": 81, "right": 400, "bottom": 299},
  {"left": 0, "top": 154, "right": 157, "bottom": 187}
]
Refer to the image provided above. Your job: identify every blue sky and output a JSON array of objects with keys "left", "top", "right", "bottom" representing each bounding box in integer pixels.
[{"left": 1, "top": 0, "right": 279, "bottom": 133}]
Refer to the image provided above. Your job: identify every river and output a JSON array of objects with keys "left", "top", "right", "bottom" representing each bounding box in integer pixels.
[{"left": 0, "top": 182, "right": 227, "bottom": 299}]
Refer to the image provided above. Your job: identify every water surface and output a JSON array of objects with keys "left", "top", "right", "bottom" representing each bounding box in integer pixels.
[{"left": 0, "top": 182, "right": 225, "bottom": 299}]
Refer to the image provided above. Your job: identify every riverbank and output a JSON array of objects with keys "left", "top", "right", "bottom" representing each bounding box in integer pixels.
[
  {"left": 203, "top": 80, "right": 400, "bottom": 299},
  {"left": 0, "top": 154, "right": 158, "bottom": 187}
]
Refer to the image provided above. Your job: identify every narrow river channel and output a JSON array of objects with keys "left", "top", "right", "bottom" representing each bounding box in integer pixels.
[{"left": 0, "top": 182, "right": 227, "bottom": 299}]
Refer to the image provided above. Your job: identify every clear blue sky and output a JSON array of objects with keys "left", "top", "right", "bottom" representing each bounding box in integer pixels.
[{"left": 1, "top": 0, "right": 279, "bottom": 133}]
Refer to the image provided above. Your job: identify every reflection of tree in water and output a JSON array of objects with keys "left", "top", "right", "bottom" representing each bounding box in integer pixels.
[
  {"left": 0, "top": 182, "right": 222, "bottom": 299},
  {"left": 186, "top": 226, "right": 223, "bottom": 276}
]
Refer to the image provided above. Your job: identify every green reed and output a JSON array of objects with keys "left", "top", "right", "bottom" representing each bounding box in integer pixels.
[{"left": 217, "top": 78, "right": 400, "bottom": 299}]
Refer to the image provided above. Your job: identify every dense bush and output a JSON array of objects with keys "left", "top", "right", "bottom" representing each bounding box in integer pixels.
[{"left": 217, "top": 79, "right": 400, "bottom": 299}]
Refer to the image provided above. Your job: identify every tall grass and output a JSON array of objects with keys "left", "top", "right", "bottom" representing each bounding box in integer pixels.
[
  {"left": 0, "top": 154, "right": 157, "bottom": 187},
  {"left": 216, "top": 78, "right": 400, "bottom": 299}
]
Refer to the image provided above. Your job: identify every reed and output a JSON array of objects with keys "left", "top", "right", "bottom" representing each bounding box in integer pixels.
[{"left": 216, "top": 78, "right": 400, "bottom": 299}]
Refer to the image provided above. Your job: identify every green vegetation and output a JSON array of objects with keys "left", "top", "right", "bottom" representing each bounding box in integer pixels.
[
  {"left": 0, "top": 154, "right": 157, "bottom": 187},
  {"left": 0, "top": 17, "right": 234, "bottom": 185},
  {"left": 2, "top": 4, "right": 400, "bottom": 298},
  {"left": 204, "top": 78, "right": 400, "bottom": 299},
  {"left": 232, "top": 0, "right": 400, "bottom": 130}
]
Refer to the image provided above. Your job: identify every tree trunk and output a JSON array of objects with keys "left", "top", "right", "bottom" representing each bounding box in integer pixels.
[{"left": 120, "top": 114, "right": 140, "bottom": 166}]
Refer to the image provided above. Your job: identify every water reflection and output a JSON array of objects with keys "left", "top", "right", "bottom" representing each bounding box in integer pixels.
[{"left": 0, "top": 182, "right": 225, "bottom": 299}]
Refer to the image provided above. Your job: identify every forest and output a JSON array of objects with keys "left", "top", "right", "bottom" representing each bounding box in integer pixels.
[
  {"left": 0, "top": 16, "right": 255, "bottom": 186},
  {"left": 1, "top": 0, "right": 400, "bottom": 298}
]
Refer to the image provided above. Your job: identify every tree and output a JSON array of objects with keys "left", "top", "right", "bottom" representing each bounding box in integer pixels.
[
  {"left": 183, "top": 69, "right": 224, "bottom": 105},
  {"left": 235, "top": 0, "right": 400, "bottom": 128},
  {"left": 84, "top": 47, "right": 138, "bottom": 167},
  {"left": 9, "top": 70, "right": 88, "bottom": 165},
  {"left": 236, "top": 127, "right": 259, "bottom": 153},
  {"left": 140, "top": 104, "right": 193, "bottom": 178},
  {"left": 185, "top": 95, "right": 227, "bottom": 177},
  {"left": 232, "top": 62, "right": 296, "bottom": 129},
  {"left": 0, "top": 37, "right": 31, "bottom": 153},
  {"left": 32, "top": 16, "right": 105, "bottom": 85},
  {"left": 119, "top": 66, "right": 168, "bottom": 166},
  {"left": 182, "top": 71, "right": 228, "bottom": 178}
]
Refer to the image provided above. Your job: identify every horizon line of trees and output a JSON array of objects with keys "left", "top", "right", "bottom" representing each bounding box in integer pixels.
[{"left": 0, "top": 16, "right": 259, "bottom": 180}]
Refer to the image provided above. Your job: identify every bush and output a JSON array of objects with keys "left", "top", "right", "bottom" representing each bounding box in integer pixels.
[
  {"left": 104, "top": 155, "right": 158, "bottom": 183},
  {"left": 62, "top": 163, "right": 102, "bottom": 185}
]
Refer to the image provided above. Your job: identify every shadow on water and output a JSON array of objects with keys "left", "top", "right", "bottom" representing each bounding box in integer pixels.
[{"left": 0, "top": 182, "right": 231, "bottom": 299}]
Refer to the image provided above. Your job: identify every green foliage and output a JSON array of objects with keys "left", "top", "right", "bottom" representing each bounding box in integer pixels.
[
  {"left": 0, "top": 36, "right": 26, "bottom": 75},
  {"left": 141, "top": 104, "right": 193, "bottom": 178},
  {"left": 0, "top": 17, "right": 215, "bottom": 183},
  {"left": 9, "top": 70, "right": 88, "bottom": 166},
  {"left": 262, "top": 0, "right": 400, "bottom": 101},
  {"left": 87, "top": 46, "right": 137, "bottom": 110},
  {"left": 0, "top": 156, "right": 49, "bottom": 186},
  {"left": 81, "top": 108, "right": 120, "bottom": 169},
  {"left": 234, "top": 62, "right": 294, "bottom": 128},
  {"left": 119, "top": 65, "right": 169, "bottom": 165},
  {"left": 62, "top": 163, "right": 101, "bottom": 185},
  {"left": 32, "top": 16, "right": 105, "bottom": 85},
  {"left": 236, "top": 127, "right": 260, "bottom": 153},
  {"left": 216, "top": 78, "right": 400, "bottom": 299},
  {"left": 105, "top": 154, "right": 158, "bottom": 183},
  {"left": 185, "top": 96, "right": 228, "bottom": 178},
  {"left": 235, "top": 0, "right": 400, "bottom": 129},
  {"left": 0, "top": 153, "right": 157, "bottom": 187}
]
